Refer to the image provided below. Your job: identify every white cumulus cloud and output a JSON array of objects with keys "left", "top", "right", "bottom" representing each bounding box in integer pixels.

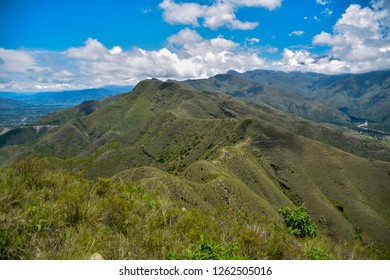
[
  {"left": 0, "top": 48, "right": 47, "bottom": 73},
  {"left": 202, "top": 2, "right": 258, "bottom": 30},
  {"left": 168, "top": 28, "right": 203, "bottom": 46},
  {"left": 271, "top": 48, "right": 349, "bottom": 73},
  {"left": 159, "top": 0, "right": 280, "bottom": 30},
  {"left": 2, "top": 1, "right": 390, "bottom": 92},
  {"left": 0, "top": 48, "right": 70, "bottom": 91},
  {"left": 159, "top": 0, "right": 204, "bottom": 27},
  {"left": 227, "top": 0, "right": 281, "bottom": 10},
  {"left": 109, "top": 46, "right": 123, "bottom": 55},
  {"left": 312, "top": 3, "right": 390, "bottom": 72},
  {"left": 65, "top": 33, "right": 266, "bottom": 86},
  {"left": 0, "top": 30, "right": 268, "bottom": 91}
]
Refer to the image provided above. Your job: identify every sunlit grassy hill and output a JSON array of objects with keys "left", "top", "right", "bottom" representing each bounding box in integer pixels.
[
  {"left": 2, "top": 158, "right": 388, "bottom": 260},
  {"left": 1, "top": 77, "right": 390, "bottom": 259}
]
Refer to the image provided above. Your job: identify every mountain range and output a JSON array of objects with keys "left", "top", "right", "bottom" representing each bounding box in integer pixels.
[
  {"left": 1, "top": 73, "right": 389, "bottom": 254},
  {"left": 0, "top": 85, "right": 133, "bottom": 105},
  {"left": 178, "top": 69, "right": 390, "bottom": 133},
  {"left": 0, "top": 85, "right": 133, "bottom": 127}
]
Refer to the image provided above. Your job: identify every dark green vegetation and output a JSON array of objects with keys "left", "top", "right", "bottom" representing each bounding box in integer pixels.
[
  {"left": 279, "top": 206, "right": 317, "bottom": 238},
  {"left": 180, "top": 69, "right": 390, "bottom": 133},
  {"left": 1, "top": 76, "right": 390, "bottom": 259}
]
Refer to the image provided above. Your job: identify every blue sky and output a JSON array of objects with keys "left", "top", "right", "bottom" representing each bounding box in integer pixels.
[{"left": 1, "top": 0, "right": 389, "bottom": 91}]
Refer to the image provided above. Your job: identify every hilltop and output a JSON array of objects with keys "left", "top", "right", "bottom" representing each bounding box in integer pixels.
[{"left": 1, "top": 76, "right": 389, "bottom": 259}]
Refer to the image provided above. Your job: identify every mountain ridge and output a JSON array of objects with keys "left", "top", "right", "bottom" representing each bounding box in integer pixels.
[
  {"left": 178, "top": 73, "right": 351, "bottom": 125},
  {"left": 1, "top": 77, "right": 390, "bottom": 250},
  {"left": 225, "top": 69, "right": 390, "bottom": 132}
]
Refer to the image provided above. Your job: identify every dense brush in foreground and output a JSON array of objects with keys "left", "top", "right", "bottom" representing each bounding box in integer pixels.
[{"left": 1, "top": 158, "right": 388, "bottom": 260}]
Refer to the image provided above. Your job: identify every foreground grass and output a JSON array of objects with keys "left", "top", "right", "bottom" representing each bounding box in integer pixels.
[{"left": 0, "top": 158, "right": 388, "bottom": 260}]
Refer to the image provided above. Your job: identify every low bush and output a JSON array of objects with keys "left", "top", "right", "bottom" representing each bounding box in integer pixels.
[
  {"left": 167, "top": 234, "right": 245, "bottom": 260},
  {"left": 279, "top": 206, "right": 317, "bottom": 238},
  {"left": 305, "top": 247, "right": 331, "bottom": 260}
]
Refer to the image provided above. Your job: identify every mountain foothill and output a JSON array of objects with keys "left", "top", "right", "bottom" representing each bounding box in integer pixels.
[{"left": 1, "top": 70, "right": 389, "bottom": 260}]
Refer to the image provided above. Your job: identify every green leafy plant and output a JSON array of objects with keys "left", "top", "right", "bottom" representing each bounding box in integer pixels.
[
  {"left": 279, "top": 206, "right": 317, "bottom": 238},
  {"left": 306, "top": 247, "right": 331, "bottom": 260},
  {"left": 167, "top": 234, "right": 245, "bottom": 260}
]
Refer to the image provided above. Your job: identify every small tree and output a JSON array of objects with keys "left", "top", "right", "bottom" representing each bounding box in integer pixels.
[{"left": 279, "top": 206, "right": 317, "bottom": 238}]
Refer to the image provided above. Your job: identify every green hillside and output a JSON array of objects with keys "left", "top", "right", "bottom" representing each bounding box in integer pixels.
[
  {"left": 178, "top": 74, "right": 350, "bottom": 125},
  {"left": 2, "top": 158, "right": 387, "bottom": 260},
  {"left": 227, "top": 69, "right": 390, "bottom": 132},
  {"left": 1, "top": 78, "right": 390, "bottom": 259}
]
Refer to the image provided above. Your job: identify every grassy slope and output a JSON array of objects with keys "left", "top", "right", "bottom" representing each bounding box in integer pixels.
[
  {"left": 179, "top": 74, "right": 350, "bottom": 125},
  {"left": 1, "top": 158, "right": 388, "bottom": 260},
  {"left": 229, "top": 69, "right": 390, "bottom": 131},
  {"left": 1, "top": 79, "right": 390, "bottom": 254}
]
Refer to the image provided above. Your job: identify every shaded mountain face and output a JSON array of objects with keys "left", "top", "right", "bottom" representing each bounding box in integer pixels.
[
  {"left": 178, "top": 74, "right": 351, "bottom": 126},
  {"left": 225, "top": 69, "right": 390, "bottom": 132},
  {"left": 1, "top": 78, "right": 390, "bottom": 248}
]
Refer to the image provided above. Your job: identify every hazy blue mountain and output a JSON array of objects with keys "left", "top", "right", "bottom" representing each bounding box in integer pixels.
[
  {"left": 0, "top": 85, "right": 133, "bottom": 127},
  {"left": 0, "top": 98, "right": 27, "bottom": 109},
  {"left": 0, "top": 85, "right": 133, "bottom": 106}
]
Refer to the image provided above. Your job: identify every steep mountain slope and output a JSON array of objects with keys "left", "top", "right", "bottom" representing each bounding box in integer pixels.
[
  {"left": 226, "top": 69, "right": 328, "bottom": 97},
  {"left": 313, "top": 71, "right": 390, "bottom": 130},
  {"left": 1, "top": 78, "right": 390, "bottom": 249},
  {"left": 178, "top": 74, "right": 350, "bottom": 125},
  {"left": 228, "top": 69, "right": 390, "bottom": 132}
]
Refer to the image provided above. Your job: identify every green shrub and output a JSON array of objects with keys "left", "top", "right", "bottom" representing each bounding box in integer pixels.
[
  {"left": 279, "top": 206, "right": 317, "bottom": 238},
  {"left": 306, "top": 247, "right": 331, "bottom": 260},
  {"left": 167, "top": 234, "right": 245, "bottom": 260}
]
